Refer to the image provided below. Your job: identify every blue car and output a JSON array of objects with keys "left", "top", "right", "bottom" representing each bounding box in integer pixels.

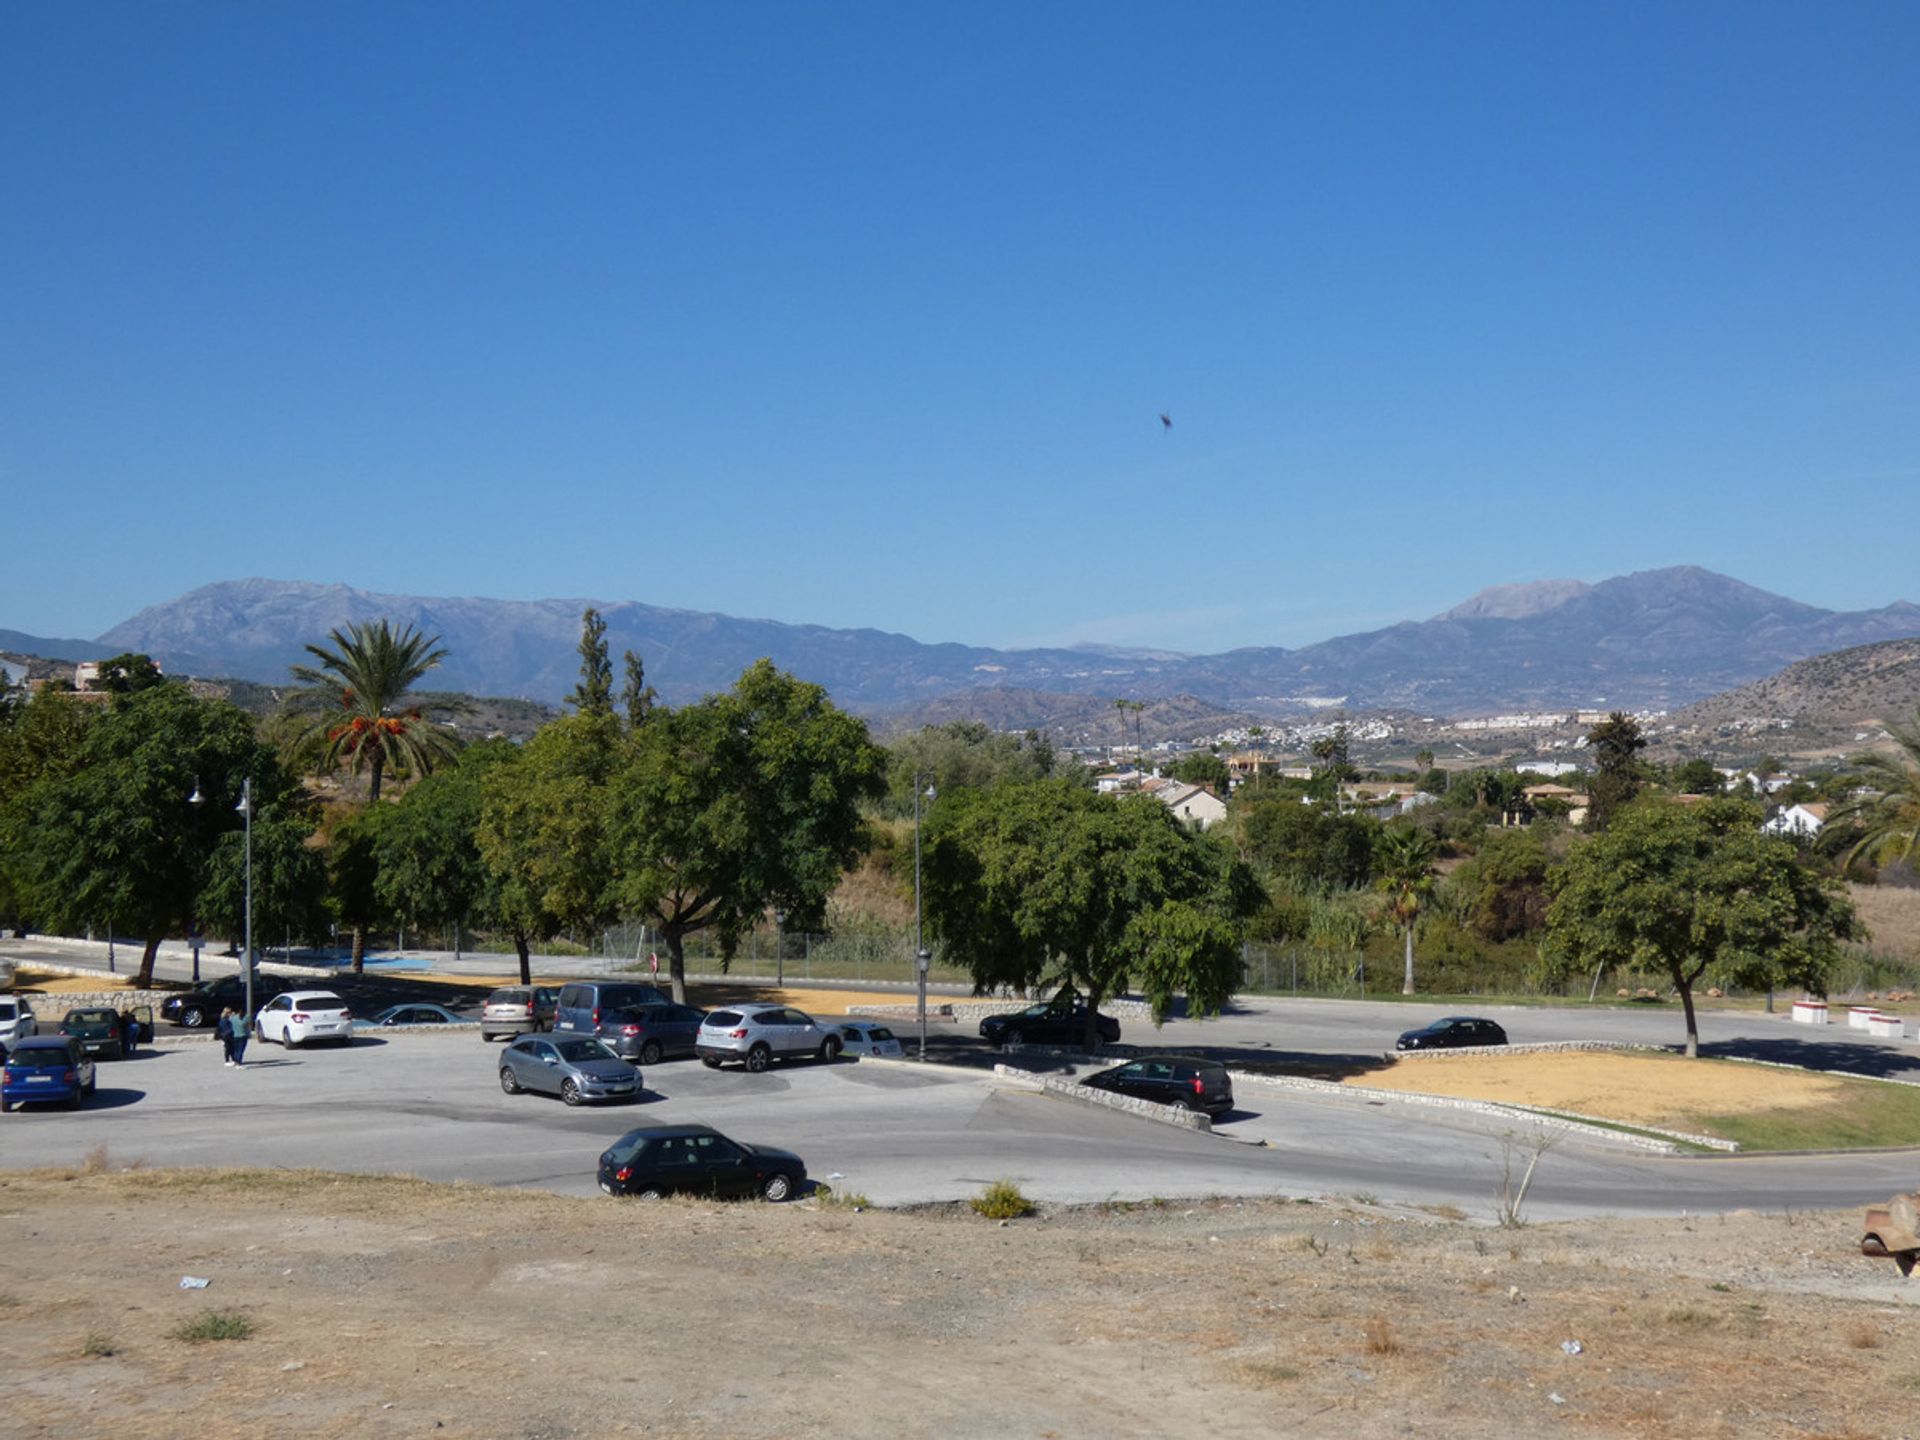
[{"left": 1, "top": 1036, "right": 98, "bottom": 1112}]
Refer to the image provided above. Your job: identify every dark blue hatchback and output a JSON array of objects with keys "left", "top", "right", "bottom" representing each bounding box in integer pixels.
[{"left": 1, "top": 1036, "right": 97, "bottom": 1112}]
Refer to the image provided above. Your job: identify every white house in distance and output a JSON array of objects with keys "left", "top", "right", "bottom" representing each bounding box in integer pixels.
[
  {"left": 1764, "top": 802, "right": 1828, "bottom": 838},
  {"left": 1154, "top": 782, "right": 1226, "bottom": 830}
]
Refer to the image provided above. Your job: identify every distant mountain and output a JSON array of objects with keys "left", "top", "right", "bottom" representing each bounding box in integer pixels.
[
  {"left": 877, "top": 688, "right": 1256, "bottom": 744},
  {"left": 0, "top": 628, "right": 114, "bottom": 663},
  {"left": 1673, "top": 637, "right": 1920, "bottom": 734},
  {"left": 78, "top": 567, "right": 1920, "bottom": 718}
]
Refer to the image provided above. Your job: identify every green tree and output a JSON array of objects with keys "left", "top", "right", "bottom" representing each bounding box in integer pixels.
[
  {"left": 1169, "top": 752, "right": 1231, "bottom": 794},
  {"left": 0, "top": 687, "right": 100, "bottom": 932},
  {"left": 1827, "top": 708, "right": 1920, "bottom": 871},
  {"left": 921, "top": 779, "right": 1258, "bottom": 1046},
  {"left": 1443, "top": 827, "right": 1553, "bottom": 942},
  {"left": 91, "top": 652, "right": 167, "bottom": 693},
  {"left": 1544, "top": 798, "right": 1858, "bottom": 1057},
  {"left": 12, "top": 685, "right": 294, "bottom": 985},
  {"left": 1233, "top": 788, "right": 1378, "bottom": 892},
  {"left": 1584, "top": 711, "right": 1646, "bottom": 830},
  {"left": 199, "top": 810, "right": 330, "bottom": 958},
  {"left": 1375, "top": 825, "right": 1438, "bottom": 994},
  {"left": 373, "top": 741, "right": 514, "bottom": 954},
  {"left": 1670, "top": 757, "right": 1724, "bottom": 795},
  {"left": 322, "top": 803, "right": 388, "bottom": 972},
  {"left": 608, "top": 661, "right": 885, "bottom": 1002},
  {"left": 286, "top": 619, "right": 458, "bottom": 802},
  {"left": 569, "top": 608, "right": 613, "bottom": 715},
  {"left": 884, "top": 720, "right": 1062, "bottom": 815},
  {"left": 621, "top": 650, "right": 657, "bottom": 728},
  {"left": 476, "top": 713, "right": 622, "bottom": 983},
  {"left": 1309, "top": 724, "right": 1356, "bottom": 806}
]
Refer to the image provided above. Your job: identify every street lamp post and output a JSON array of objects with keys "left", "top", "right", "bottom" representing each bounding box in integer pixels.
[
  {"left": 774, "top": 907, "right": 786, "bottom": 987},
  {"left": 196, "top": 776, "right": 255, "bottom": 1024},
  {"left": 913, "top": 773, "right": 935, "bottom": 1062}
]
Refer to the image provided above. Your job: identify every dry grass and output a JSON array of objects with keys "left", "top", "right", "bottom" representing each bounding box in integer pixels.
[
  {"left": 1361, "top": 1315, "right": 1401, "bottom": 1355},
  {"left": 1844, "top": 1322, "right": 1881, "bottom": 1350},
  {"left": 1849, "top": 883, "right": 1920, "bottom": 959}
]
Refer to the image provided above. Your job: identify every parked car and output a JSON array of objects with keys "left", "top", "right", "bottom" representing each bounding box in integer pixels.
[
  {"left": 596, "top": 1003, "right": 706, "bottom": 1065},
  {"left": 254, "top": 990, "right": 354, "bottom": 1048},
  {"left": 1, "top": 1036, "right": 96, "bottom": 1111},
  {"left": 598, "top": 1123, "right": 806, "bottom": 1201},
  {"left": 1395, "top": 1016, "right": 1509, "bottom": 1051},
  {"left": 355, "top": 1003, "right": 470, "bottom": 1029},
  {"left": 57, "top": 1007, "right": 126, "bottom": 1061},
  {"left": 160, "top": 974, "right": 290, "bottom": 1029},
  {"left": 978, "top": 1002, "right": 1121, "bottom": 1050},
  {"left": 696, "top": 1006, "right": 840, "bottom": 1072},
  {"left": 0, "top": 996, "right": 38, "bottom": 1057},
  {"left": 480, "top": 986, "right": 558, "bottom": 1041},
  {"left": 553, "top": 981, "right": 671, "bottom": 1036},
  {"left": 1079, "top": 1056, "right": 1234, "bottom": 1115},
  {"left": 498, "top": 1034, "right": 639, "bottom": 1105},
  {"left": 832, "top": 1020, "right": 904, "bottom": 1059}
]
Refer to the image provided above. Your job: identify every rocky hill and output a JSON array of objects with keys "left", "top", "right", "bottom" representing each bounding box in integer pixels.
[
  {"left": 874, "top": 688, "right": 1257, "bottom": 745},
  {"left": 1672, "top": 637, "right": 1920, "bottom": 740}
]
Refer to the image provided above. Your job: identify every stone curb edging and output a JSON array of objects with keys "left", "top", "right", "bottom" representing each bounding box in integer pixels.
[{"left": 1226, "top": 1070, "right": 1717, "bottom": 1154}]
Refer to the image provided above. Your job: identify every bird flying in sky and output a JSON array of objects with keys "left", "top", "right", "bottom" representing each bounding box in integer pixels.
[{"left": 1159, "top": 412, "right": 1172, "bottom": 432}]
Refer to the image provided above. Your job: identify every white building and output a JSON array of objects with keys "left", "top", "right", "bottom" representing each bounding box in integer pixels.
[
  {"left": 1155, "top": 782, "right": 1226, "bottom": 829},
  {"left": 1764, "top": 802, "right": 1828, "bottom": 838}
]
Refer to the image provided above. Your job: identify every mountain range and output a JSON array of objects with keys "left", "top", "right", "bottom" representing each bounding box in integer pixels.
[{"left": 5, "top": 567, "right": 1915, "bottom": 722}]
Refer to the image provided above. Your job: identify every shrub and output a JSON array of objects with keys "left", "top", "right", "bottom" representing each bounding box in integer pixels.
[
  {"left": 970, "top": 1179, "right": 1034, "bottom": 1220},
  {"left": 172, "top": 1311, "right": 254, "bottom": 1343}
]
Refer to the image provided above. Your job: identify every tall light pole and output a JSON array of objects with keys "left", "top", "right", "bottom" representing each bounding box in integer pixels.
[
  {"left": 912, "top": 772, "right": 935, "bottom": 1062},
  {"left": 196, "top": 776, "right": 255, "bottom": 1024}
]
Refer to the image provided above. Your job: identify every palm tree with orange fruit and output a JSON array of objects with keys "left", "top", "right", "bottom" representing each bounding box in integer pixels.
[{"left": 288, "top": 620, "right": 459, "bottom": 802}]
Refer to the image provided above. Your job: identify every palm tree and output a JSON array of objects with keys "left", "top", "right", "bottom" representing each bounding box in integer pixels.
[
  {"left": 287, "top": 620, "right": 458, "bottom": 802},
  {"left": 1829, "top": 708, "right": 1920, "bottom": 871},
  {"left": 1375, "top": 825, "right": 1438, "bottom": 995}
]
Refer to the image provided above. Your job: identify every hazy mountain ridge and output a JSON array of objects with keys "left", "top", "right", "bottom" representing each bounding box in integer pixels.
[
  {"left": 48, "top": 567, "right": 1920, "bottom": 718},
  {"left": 1673, "top": 637, "right": 1920, "bottom": 733}
]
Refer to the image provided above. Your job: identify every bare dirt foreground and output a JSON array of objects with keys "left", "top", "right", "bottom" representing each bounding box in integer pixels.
[{"left": 1, "top": 1166, "right": 1915, "bottom": 1440}]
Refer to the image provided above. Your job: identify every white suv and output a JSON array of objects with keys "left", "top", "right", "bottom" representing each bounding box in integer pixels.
[
  {"left": 255, "top": 991, "right": 353, "bottom": 1049},
  {"left": 696, "top": 1006, "right": 840, "bottom": 1072},
  {"left": 0, "top": 996, "right": 37, "bottom": 1057}
]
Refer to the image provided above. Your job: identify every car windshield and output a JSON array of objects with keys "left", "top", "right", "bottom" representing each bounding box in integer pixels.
[
  {"left": 67, "top": 1010, "right": 116, "bottom": 1025},
  {"left": 300, "top": 996, "right": 346, "bottom": 1011},
  {"left": 7, "top": 1044, "right": 70, "bottom": 1066},
  {"left": 489, "top": 991, "right": 530, "bottom": 1006},
  {"left": 554, "top": 1038, "right": 616, "bottom": 1063},
  {"left": 705, "top": 1011, "right": 742, "bottom": 1027},
  {"left": 602, "top": 1133, "right": 649, "bottom": 1164},
  {"left": 864, "top": 1027, "right": 895, "bottom": 1041}
]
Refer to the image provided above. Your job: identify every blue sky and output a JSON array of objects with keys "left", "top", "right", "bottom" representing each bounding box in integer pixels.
[{"left": 4, "top": 2, "right": 1917, "bottom": 654}]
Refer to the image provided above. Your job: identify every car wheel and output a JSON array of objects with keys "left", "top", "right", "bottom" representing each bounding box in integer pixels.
[
  {"left": 1164, "top": 1095, "right": 1192, "bottom": 1112},
  {"left": 499, "top": 1067, "right": 521, "bottom": 1094},
  {"left": 700, "top": 1056, "right": 721, "bottom": 1068},
  {"left": 745, "top": 1045, "right": 771, "bottom": 1073},
  {"left": 1004, "top": 1028, "right": 1025, "bottom": 1048},
  {"left": 66, "top": 1089, "right": 82, "bottom": 1109},
  {"left": 819, "top": 1035, "right": 842, "bottom": 1061},
  {"left": 761, "top": 1172, "right": 794, "bottom": 1203},
  {"left": 561, "top": 1078, "right": 584, "bottom": 1106},
  {"left": 284, "top": 1028, "right": 300, "bottom": 1050},
  {"left": 638, "top": 1040, "right": 663, "bottom": 1067},
  {"left": 636, "top": 1185, "right": 666, "bottom": 1200},
  {"left": 481, "top": 1031, "right": 498, "bottom": 1043},
  {"left": 182, "top": 1006, "right": 205, "bottom": 1029},
  {"left": 0, "top": 1098, "right": 11, "bottom": 1113}
]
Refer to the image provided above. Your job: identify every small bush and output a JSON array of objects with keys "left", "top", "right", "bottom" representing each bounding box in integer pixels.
[
  {"left": 814, "top": 1185, "right": 872, "bottom": 1210},
  {"left": 970, "top": 1179, "right": 1034, "bottom": 1220},
  {"left": 81, "top": 1330, "right": 116, "bottom": 1357},
  {"left": 173, "top": 1310, "right": 254, "bottom": 1343},
  {"left": 1362, "top": 1315, "right": 1401, "bottom": 1355}
]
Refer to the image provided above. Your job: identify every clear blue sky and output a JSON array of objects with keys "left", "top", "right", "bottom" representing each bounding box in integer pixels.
[{"left": 4, "top": 2, "right": 1916, "bottom": 653}]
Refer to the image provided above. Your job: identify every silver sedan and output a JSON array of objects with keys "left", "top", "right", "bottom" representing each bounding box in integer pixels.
[{"left": 498, "top": 1035, "right": 639, "bottom": 1106}]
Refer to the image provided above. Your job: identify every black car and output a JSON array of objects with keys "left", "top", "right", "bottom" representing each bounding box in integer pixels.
[
  {"left": 160, "top": 974, "right": 290, "bottom": 1029},
  {"left": 1395, "top": 1016, "right": 1509, "bottom": 1051},
  {"left": 597, "top": 1123, "right": 806, "bottom": 1202},
  {"left": 57, "top": 1008, "right": 126, "bottom": 1061},
  {"left": 978, "top": 1002, "right": 1121, "bottom": 1050},
  {"left": 596, "top": 1003, "right": 706, "bottom": 1065},
  {"left": 1080, "top": 1056, "right": 1234, "bottom": 1115}
]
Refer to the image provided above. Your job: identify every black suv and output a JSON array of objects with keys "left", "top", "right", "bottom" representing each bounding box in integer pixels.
[
  {"left": 160, "top": 974, "right": 290, "bottom": 1029},
  {"left": 1080, "top": 1056, "right": 1234, "bottom": 1115},
  {"left": 978, "top": 1002, "right": 1122, "bottom": 1050}
]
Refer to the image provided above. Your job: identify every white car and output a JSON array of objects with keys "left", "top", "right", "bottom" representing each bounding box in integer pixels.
[
  {"left": 833, "top": 1021, "right": 904, "bottom": 1058},
  {"left": 0, "top": 995, "right": 37, "bottom": 1057},
  {"left": 254, "top": 990, "right": 354, "bottom": 1049}
]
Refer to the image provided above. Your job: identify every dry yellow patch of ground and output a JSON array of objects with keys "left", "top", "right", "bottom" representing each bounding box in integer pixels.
[
  {"left": 1352, "top": 1049, "right": 1846, "bottom": 1130},
  {"left": 8, "top": 968, "right": 143, "bottom": 994}
]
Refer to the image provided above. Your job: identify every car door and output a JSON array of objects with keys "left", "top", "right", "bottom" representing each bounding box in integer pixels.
[
  {"left": 668, "top": 1006, "right": 704, "bottom": 1055},
  {"left": 691, "top": 1132, "right": 754, "bottom": 1196},
  {"left": 259, "top": 994, "right": 290, "bottom": 1042}
]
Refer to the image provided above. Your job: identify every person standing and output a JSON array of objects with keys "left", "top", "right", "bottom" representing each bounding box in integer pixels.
[
  {"left": 230, "top": 1007, "right": 250, "bottom": 1067},
  {"left": 119, "top": 1007, "right": 138, "bottom": 1057},
  {"left": 217, "top": 1007, "right": 237, "bottom": 1066}
]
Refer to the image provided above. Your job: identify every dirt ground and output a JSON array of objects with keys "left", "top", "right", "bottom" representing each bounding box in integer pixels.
[
  {"left": 1354, "top": 1051, "right": 1851, "bottom": 1132},
  {"left": 0, "top": 1166, "right": 1914, "bottom": 1440}
]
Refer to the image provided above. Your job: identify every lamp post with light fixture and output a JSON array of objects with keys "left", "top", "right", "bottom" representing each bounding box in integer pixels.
[
  {"left": 912, "top": 772, "right": 935, "bottom": 1061},
  {"left": 190, "top": 775, "right": 254, "bottom": 1024}
]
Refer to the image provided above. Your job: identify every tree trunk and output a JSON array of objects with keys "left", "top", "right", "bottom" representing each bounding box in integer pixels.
[
  {"left": 1401, "top": 923, "right": 1415, "bottom": 995},
  {"left": 136, "top": 934, "right": 161, "bottom": 989},
  {"left": 351, "top": 926, "right": 365, "bottom": 975},
  {"left": 368, "top": 756, "right": 385, "bottom": 805},
  {"left": 1678, "top": 974, "right": 1700, "bottom": 1059},
  {"left": 1082, "top": 980, "right": 1105, "bottom": 1052},
  {"left": 514, "top": 931, "right": 531, "bottom": 986},
  {"left": 665, "top": 929, "right": 687, "bottom": 1006}
]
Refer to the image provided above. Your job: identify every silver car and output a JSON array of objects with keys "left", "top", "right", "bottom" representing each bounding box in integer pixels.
[
  {"left": 0, "top": 996, "right": 38, "bottom": 1058},
  {"left": 498, "top": 1034, "right": 639, "bottom": 1106},
  {"left": 696, "top": 1005, "right": 841, "bottom": 1072}
]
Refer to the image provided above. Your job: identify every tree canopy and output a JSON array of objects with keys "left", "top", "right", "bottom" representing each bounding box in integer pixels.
[
  {"left": 1544, "top": 797, "right": 1858, "bottom": 1056},
  {"left": 286, "top": 619, "right": 459, "bottom": 802},
  {"left": 921, "top": 778, "right": 1258, "bottom": 1045}
]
